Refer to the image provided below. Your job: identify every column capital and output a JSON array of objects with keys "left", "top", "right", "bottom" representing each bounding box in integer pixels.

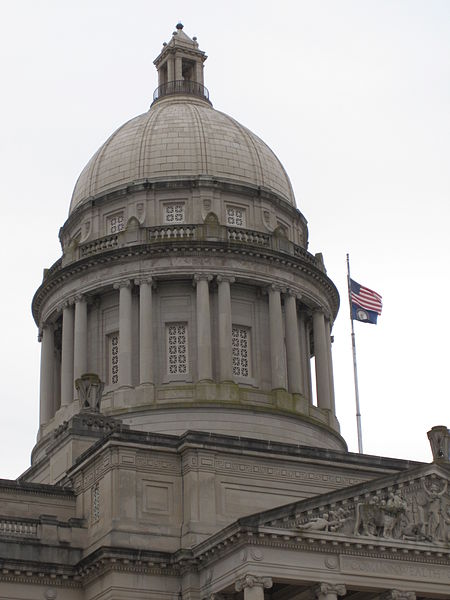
[
  {"left": 193, "top": 273, "right": 213, "bottom": 284},
  {"left": 235, "top": 575, "right": 273, "bottom": 592},
  {"left": 57, "top": 298, "right": 75, "bottom": 313},
  {"left": 377, "top": 592, "right": 416, "bottom": 600},
  {"left": 134, "top": 276, "right": 154, "bottom": 287},
  {"left": 216, "top": 274, "right": 235, "bottom": 284},
  {"left": 286, "top": 288, "right": 302, "bottom": 299},
  {"left": 313, "top": 583, "right": 346, "bottom": 599},
  {"left": 113, "top": 279, "right": 132, "bottom": 290},
  {"left": 262, "top": 283, "right": 285, "bottom": 295},
  {"left": 74, "top": 293, "right": 87, "bottom": 304}
]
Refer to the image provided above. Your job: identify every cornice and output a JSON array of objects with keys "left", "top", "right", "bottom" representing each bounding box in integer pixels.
[{"left": 32, "top": 240, "right": 339, "bottom": 324}]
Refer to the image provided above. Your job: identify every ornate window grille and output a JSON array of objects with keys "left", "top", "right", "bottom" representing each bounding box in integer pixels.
[
  {"left": 164, "top": 203, "right": 185, "bottom": 224},
  {"left": 232, "top": 326, "right": 250, "bottom": 377},
  {"left": 166, "top": 323, "right": 188, "bottom": 375},
  {"left": 92, "top": 483, "right": 100, "bottom": 523},
  {"left": 107, "top": 212, "right": 125, "bottom": 234},
  {"left": 109, "top": 333, "right": 119, "bottom": 384},
  {"left": 226, "top": 206, "right": 246, "bottom": 227}
]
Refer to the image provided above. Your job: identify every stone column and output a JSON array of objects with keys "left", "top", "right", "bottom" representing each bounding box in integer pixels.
[
  {"left": 235, "top": 575, "right": 273, "bottom": 600},
  {"left": 195, "top": 60, "right": 204, "bottom": 85},
  {"left": 39, "top": 323, "right": 54, "bottom": 425},
  {"left": 136, "top": 278, "right": 154, "bottom": 385},
  {"left": 217, "top": 275, "right": 235, "bottom": 382},
  {"left": 268, "top": 285, "right": 286, "bottom": 390},
  {"left": 195, "top": 274, "right": 213, "bottom": 381},
  {"left": 175, "top": 56, "right": 182, "bottom": 80},
  {"left": 73, "top": 295, "right": 88, "bottom": 391},
  {"left": 326, "top": 317, "right": 336, "bottom": 414},
  {"left": 299, "top": 310, "right": 313, "bottom": 403},
  {"left": 167, "top": 57, "right": 174, "bottom": 82},
  {"left": 60, "top": 301, "right": 74, "bottom": 407},
  {"left": 114, "top": 280, "right": 133, "bottom": 387},
  {"left": 313, "top": 583, "right": 346, "bottom": 600},
  {"left": 313, "top": 309, "right": 332, "bottom": 411},
  {"left": 285, "top": 290, "right": 304, "bottom": 394}
]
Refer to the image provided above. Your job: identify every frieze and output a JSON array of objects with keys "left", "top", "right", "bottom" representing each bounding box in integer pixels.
[
  {"left": 273, "top": 474, "right": 450, "bottom": 548},
  {"left": 183, "top": 456, "right": 364, "bottom": 488},
  {"left": 341, "top": 555, "right": 450, "bottom": 582}
]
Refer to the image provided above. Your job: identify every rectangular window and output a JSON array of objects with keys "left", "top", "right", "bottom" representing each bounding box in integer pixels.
[
  {"left": 166, "top": 323, "right": 188, "bottom": 375},
  {"left": 232, "top": 326, "right": 250, "bottom": 377},
  {"left": 92, "top": 483, "right": 100, "bottom": 523},
  {"left": 164, "top": 203, "right": 185, "bottom": 224},
  {"left": 226, "top": 206, "right": 246, "bottom": 227},
  {"left": 109, "top": 333, "right": 119, "bottom": 384},
  {"left": 107, "top": 212, "right": 125, "bottom": 234}
]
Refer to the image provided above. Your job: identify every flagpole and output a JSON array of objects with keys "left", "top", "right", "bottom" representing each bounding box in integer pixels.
[{"left": 347, "top": 253, "right": 363, "bottom": 454}]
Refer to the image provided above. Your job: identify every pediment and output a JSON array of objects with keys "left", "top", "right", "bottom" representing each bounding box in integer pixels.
[{"left": 242, "top": 462, "right": 450, "bottom": 549}]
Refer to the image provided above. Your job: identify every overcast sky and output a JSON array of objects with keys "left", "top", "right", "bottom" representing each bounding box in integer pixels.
[{"left": 1, "top": 1, "right": 449, "bottom": 480}]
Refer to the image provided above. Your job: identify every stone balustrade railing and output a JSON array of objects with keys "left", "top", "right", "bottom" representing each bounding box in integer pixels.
[
  {"left": 79, "top": 233, "right": 119, "bottom": 258},
  {"left": 66, "top": 224, "right": 321, "bottom": 273},
  {"left": 147, "top": 224, "right": 197, "bottom": 241},
  {"left": 0, "top": 519, "right": 38, "bottom": 537}
]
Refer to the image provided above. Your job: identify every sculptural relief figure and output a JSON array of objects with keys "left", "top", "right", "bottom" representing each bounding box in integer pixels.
[
  {"left": 381, "top": 491, "right": 408, "bottom": 538},
  {"left": 297, "top": 508, "right": 350, "bottom": 533},
  {"left": 421, "top": 478, "right": 448, "bottom": 540}
]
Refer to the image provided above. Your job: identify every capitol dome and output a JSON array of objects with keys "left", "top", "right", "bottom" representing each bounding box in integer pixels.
[
  {"left": 32, "top": 24, "right": 343, "bottom": 470},
  {"left": 70, "top": 96, "right": 295, "bottom": 214}
]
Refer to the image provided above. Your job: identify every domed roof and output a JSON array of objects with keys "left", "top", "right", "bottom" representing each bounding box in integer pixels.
[{"left": 70, "top": 96, "right": 296, "bottom": 214}]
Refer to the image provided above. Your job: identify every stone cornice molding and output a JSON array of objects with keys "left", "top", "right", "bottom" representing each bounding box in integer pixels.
[
  {"left": 313, "top": 582, "right": 346, "bottom": 598},
  {"left": 32, "top": 241, "right": 339, "bottom": 325},
  {"left": 234, "top": 574, "right": 273, "bottom": 592}
]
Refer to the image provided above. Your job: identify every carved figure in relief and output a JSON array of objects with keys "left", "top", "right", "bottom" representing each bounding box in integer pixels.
[
  {"left": 381, "top": 491, "right": 408, "bottom": 538},
  {"left": 421, "top": 478, "right": 447, "bottom": 540},
  {"left": 354, "top": 496, "right": 384, "bottom": 537},
  {"left": 297, "top": 508, "right": 349, "bottom": 533}
]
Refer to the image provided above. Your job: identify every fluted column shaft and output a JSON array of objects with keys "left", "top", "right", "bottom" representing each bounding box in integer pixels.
[
  {"left": 285, "top": 292, "right": 304, "bottom": 394},
  {"left": 115, "top": 281, "right": 132, "bottom": 387},
  {"left": 217, "top": 275, "right": 234, "bottom": 381},
  {"left": 60, "top": 302, "right": 74, "bottom": 407},
  {"left": 39, "top": 324, "right": 54, "bottom": 425},
  {"left": 268, "top": 285, "right": 286, "bottom": 390},
  {"left": 313, "top": 309, "right": 332, "bottom": 410},
  {"left": 137, "top": 279, "right": 153, "bottom": 385},
  {"left": 195, "top": 274, "right": 212, "bottom": 381},
  {"left": 73, "top": 296, "right": 88, "bottom": 389}
]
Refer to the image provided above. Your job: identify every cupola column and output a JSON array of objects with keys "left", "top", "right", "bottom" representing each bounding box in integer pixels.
[
  {"left": 175, "top": 56, "right": 183, "bottom": 80},
  {"left": 73, "top": 295, "right": 88, "bottom": 391},
  {"left": 217, "top": 275, "right": 235, "bottom": 381},
  {"left": 313, "top": 309, "right": 332, "bottom": 411},
  {"left": 60, "top": 301, "right": 74, "bottom": 406},
  {"left": 194, "top": 274, "right": 213, "bottom": 381},
  {"left": 167, "top": 57, "right": 174, "bottom": 82},
  {"left": 268, "top": 285, "right": 287, "bottom": 390},
  {"left": 136, "top": 278, "right": 154, "bottom": 385},
  {"left": 39, "top": 323, "right": 54, "bottom": 425},
  {"left": 285, "top": 290, "right": 304, "bottom": 395},
  {"left": 326, "top": 318, "right": 336, "bottom": 414},
  {"left": 114, "top": 280, "right": 133, "bottom": 387}
]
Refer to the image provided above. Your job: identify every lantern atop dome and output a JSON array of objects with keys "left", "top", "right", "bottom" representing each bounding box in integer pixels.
[{"left": 153, "top": 24, "right": 210, "bottom": 104}]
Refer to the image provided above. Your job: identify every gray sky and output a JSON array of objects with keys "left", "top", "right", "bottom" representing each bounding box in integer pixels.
[{"left": 1, "top": 1, "right": 449, "bottom": 479}]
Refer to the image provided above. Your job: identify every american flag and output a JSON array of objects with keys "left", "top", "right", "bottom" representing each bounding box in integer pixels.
[{"left": 350, "top": 279, "right": 382, "bottom": 315}]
